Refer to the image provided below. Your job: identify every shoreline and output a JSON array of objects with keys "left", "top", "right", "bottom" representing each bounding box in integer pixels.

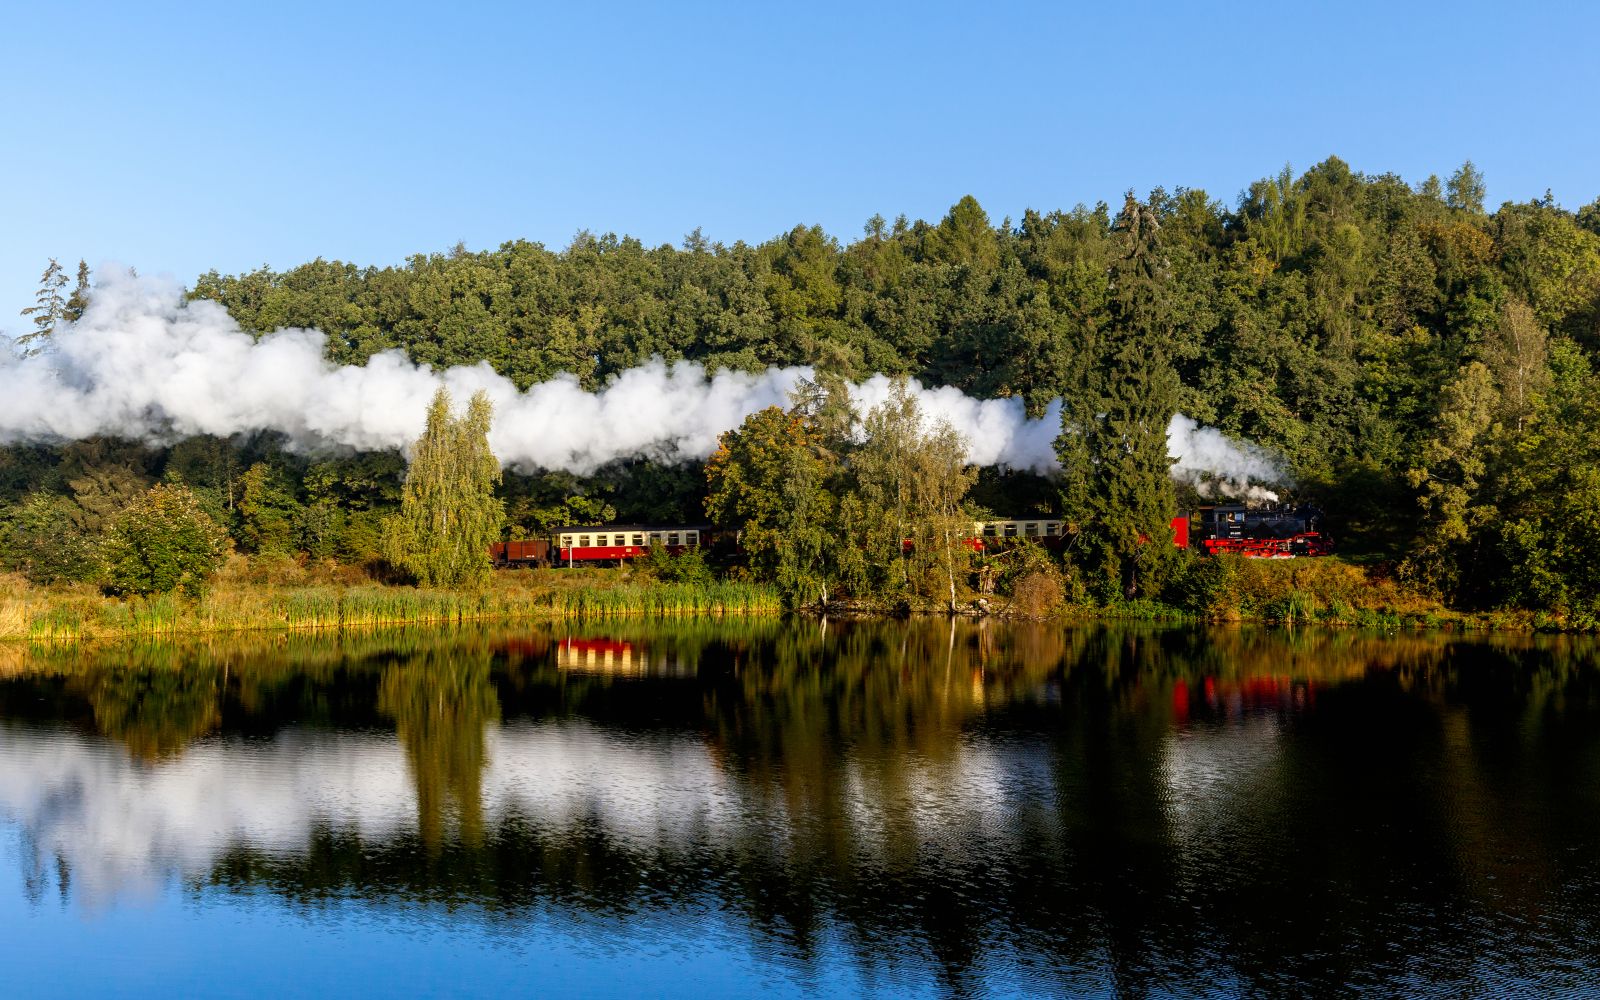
[
  {"left": 0, "top": 570, "right": 784, "bottom": 643},
  {"left": 0, "top": 572, "right": 1565, "bottom": 645}
]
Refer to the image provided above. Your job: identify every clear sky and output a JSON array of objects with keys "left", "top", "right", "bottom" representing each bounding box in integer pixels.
[{"left": 3, "top": 0, "right": 1596, "bottom": 335}]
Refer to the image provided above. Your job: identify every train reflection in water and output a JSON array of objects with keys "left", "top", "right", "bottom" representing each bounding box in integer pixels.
[
  {"left": 1170, "top": 675, "right": 1316, "bottom": 725},
  {"left": 4, "top": 621, "right": 1600, "bottom": 998},
  {"left": 554, "top": 636, "right": 695, "bottom": 677}
]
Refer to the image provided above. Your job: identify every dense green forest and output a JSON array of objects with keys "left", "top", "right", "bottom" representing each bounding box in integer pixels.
[{"left": 7, "top": 157, "right": 1600, "bottom": 617}]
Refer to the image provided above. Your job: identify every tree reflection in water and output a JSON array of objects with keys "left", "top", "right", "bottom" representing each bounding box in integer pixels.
[
  {"left": 377, "top": 640, "right": 498, "bottom": 850},
  {"left": 2, "top": 621, "right": 1600, "bottom": 994}
]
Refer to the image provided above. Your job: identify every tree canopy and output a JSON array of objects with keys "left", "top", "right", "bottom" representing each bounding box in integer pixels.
[
  {"left": 10, "top": 157, "right": 1600, "bottom": 615},
  {"left": 383, "top": 389, "right": 505, "bottom": 587}
]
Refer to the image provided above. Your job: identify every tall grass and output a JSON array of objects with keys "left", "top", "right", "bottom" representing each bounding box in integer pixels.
[
  {"left": 0, "top": 564, "right": 783, "bottom": 643},
  {"left": 549, "top": 580, "right": 782, "bottom": 617}
]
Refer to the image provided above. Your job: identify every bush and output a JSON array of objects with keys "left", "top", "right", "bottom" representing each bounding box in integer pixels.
[
  {"left": 1009, "top": 570, "right": 1066, "bottom": 616},
  {"left": 1, "top": 492, "right": 103, "bottom": 585},
  {"left": 642, "top": 546, "right": 716, "bottom": 585},
  {"left": 103, "top": 484, "right": 229, "bottom": 597},
  {"left": 996, "top": 542, "right": 1069, "bottom": 616},
  {"left": 1164, "top": 551, "right": 1240, "bottom": 617}
]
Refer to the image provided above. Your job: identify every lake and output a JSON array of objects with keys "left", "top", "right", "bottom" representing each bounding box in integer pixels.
[{"left": 2, "top": 620, "right": 1599, "bottom": 998}]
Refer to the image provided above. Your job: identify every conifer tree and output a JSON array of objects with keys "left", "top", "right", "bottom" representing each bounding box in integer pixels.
[
  {"left": 1058, "top": 193, "right": 1180, "bottom": 599},
  {"left": 384, "top": 388, "right": 505, "bottom": 587},
  {"left": 63, "top": 260, "right": 92, "bottom": 323},
  {"left": 1447, "top": 160, "right": 1487, "bottom": 214},
  {"left": 17, "top": 258, "right": 68, "bottom": 355}
]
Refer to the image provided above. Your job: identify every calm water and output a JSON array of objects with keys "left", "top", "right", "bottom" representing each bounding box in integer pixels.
[{"left": 2, "top": 620, "right": 1599, "bottom": 998}]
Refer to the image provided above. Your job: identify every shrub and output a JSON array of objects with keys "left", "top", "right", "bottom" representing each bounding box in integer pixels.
[
  {"left": 1164, "top": 551, "right": 1240, "bottom": 617},
  {"left": 996, "top": 542, "right": 1068, "bottom": 616},
  {"left": 1010, "top": 570, "right": 1066, "bottom": 617},
  {"left": 1, "top": 492, "right": 103, "bottom": 584},
  {"left": 642, "top": 546, "right": 716, "bottom": 585},
  {"left": 103, "top": 484, "right": 229, "bottom": 597}
]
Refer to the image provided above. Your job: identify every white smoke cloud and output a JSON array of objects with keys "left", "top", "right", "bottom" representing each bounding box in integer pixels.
[
  {"left": 1166, "top": 414, "right": 1285, "bottom": 503},
  {"left": 0, "top": 269, "right": 1286, "bottom": 495}
]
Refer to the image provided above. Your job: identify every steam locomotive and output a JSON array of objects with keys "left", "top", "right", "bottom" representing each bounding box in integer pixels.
[
  {"left": 492, "top": 505, "right": 1331, "bottom": 567},
  {"left": 965, "top": 507, "right": 1330, "bottom": 558},
  {"left": 1192, "top": 503, "right": 1332, "bottom": 558}
]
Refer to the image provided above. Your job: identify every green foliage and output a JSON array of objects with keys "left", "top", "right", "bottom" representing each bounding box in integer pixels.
[
  {"left": 102, "top": 483, "right": 229, "bottom": 597},
  {"left": 1162, "top": 550, "right": 1239, "bottom": 616},
  {"left": 507, "top": 488, "right": 616, "bottom": 536},
  {"left": 237, "top": 463, "right": 301, "bottom": 554},
  {"left": 64, "top": 260, "right": 92, "bottom": 323},
  {"left": 16, "top": 258, "right": 68, "bottom": 355},
  {"left": 850, "top": 379, "right": 978, "bottom": 607},
  {"left": 1447, "top": 160, "right": 1487, "bottom": 214},
  {"left": 1402, "top": 361, "right": 1499, "bottom": 593},
  {"left": 642, "top": 546, "right": 715, "bottom": 585},
  {"left": 1059, "top": 193, "right": 1181, "bottom": 599},
  {"left": 706, "top": 404, "right": 839, "bottom": 606},
  {"left": 383, "top": 389, "right": 506, "bottom": 587},
  {"left": 706, "top": 377, "right": 980, "bottom": 607},
  {"left": 12, "top": 157, "right": 1600, "bottom": 616},
  {"left": 1, "top": 492, "right": 103, "bottom": 584}
]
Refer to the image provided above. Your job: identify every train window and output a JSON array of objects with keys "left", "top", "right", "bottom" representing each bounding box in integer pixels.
[
  {"left": 686, "top": 531, "right": 698, "bottom": 545},
  {"left": 983, "top": 524, "right": 998, "bottom": 536},
  {"left": 667, "top": 532, "right": 680, "bottom": 546},
  {"left": 1024, "top": 523, "right": 1039, "bottom": 537},
  {"left": 1045, "top": 523, "right": 1060, "bottom": 536},
  {"left": 1004, "top": 523, "right": 1017, "bottom": 537},
  {"left": 631, "top": 534, "right": 644, "bottom": 546},
  {"left": 578, "top": 535, "right": 591, "bottom": 547}
]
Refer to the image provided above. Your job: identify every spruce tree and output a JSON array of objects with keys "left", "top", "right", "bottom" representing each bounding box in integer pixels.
[
  {"left": 1058, "top": 193, "right": 1180, "bottom": 599},
  {"left": 63, "top": 260, "right": 91, "bottom": 323},
  {"left": 17, "top": 258, "right": 68, "bottom": 355},
  {"left": 384, "top": 388, "right": 505, "bottom": 587}
]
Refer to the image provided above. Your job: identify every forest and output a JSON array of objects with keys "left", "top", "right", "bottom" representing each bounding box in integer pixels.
[{"left": 6, "top": 156, "right": 1600, "bottom": 619}]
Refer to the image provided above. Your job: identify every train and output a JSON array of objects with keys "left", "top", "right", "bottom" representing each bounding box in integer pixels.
[
  {"left": 1193, "top": 503, "right": 1332, "bottom": 558},
  {"left": 491, "top": 525, "right": 708, "bottom": 567},
  {"left": 491, "top": 504, "right": 1330, "bottom": 567},
  {"left": 908, "top": 505, "right": 1329, "bottom": 559}
]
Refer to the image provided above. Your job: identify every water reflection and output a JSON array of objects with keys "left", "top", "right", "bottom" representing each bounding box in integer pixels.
[{"left": 2, "top": 621, "right": 1600, "bottom": 995}]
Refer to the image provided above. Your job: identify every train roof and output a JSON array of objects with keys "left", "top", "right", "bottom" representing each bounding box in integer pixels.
[{"left": 547, "top": 523, "right": 713, "bottom": 534}]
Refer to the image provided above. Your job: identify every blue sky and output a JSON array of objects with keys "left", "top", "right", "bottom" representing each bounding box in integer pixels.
[{"left": 3, "top": 0, "right": 1596, "bottom": 334}]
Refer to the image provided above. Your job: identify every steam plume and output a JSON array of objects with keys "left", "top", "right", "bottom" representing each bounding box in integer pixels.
[
  {"left": 1, "top": 269, "right": 1285, "bottom": 496},
  {"left": 1166, "top": 414, "right": 1285, "bottom": 503}
]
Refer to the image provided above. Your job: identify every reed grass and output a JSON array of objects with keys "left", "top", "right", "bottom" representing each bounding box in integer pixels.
[{"left": 0, "top": 564, "right": 783, "bottom": 643}]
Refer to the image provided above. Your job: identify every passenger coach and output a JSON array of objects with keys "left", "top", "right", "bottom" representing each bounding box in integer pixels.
[{"left": 550, "top": 525, "right": 708, "bottom": 566}]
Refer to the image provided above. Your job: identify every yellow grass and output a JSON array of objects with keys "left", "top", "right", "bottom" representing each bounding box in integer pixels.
[{"left": 0, "top": 559, "right": 781, "bottom": 643}]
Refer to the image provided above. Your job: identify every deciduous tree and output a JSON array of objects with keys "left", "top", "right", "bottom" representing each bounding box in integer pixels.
[{"left": 383, "top": 389, "right": 505, "bottom": 587}]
